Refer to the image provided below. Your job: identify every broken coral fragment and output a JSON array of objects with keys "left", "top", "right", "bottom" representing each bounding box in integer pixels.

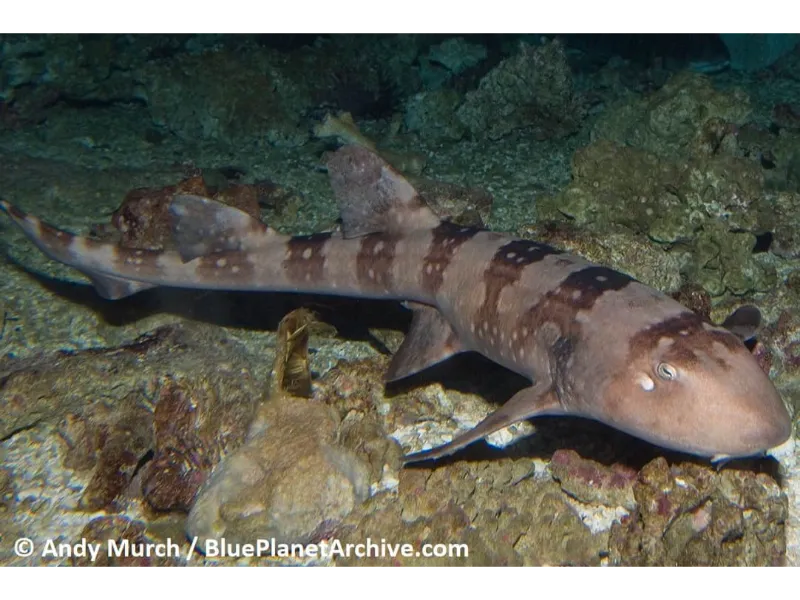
[{"left": 187, "top": 308, "right": 370, "bottom": 550}]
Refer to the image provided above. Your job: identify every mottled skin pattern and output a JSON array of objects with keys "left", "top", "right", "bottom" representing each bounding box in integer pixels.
[{"left": 0, "top": 146, "right": 792, "bottom": 463}]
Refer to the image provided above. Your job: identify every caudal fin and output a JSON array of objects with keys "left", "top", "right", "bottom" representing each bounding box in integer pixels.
[{"left": 1, "top": 199, "right": 158, "bottom": 299}]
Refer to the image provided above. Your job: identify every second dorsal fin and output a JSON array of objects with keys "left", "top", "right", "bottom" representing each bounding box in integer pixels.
[{"left": 169, "top": 195, "right": 276, "bottom": 262}]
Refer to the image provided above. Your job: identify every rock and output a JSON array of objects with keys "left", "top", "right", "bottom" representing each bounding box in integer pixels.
[
  {"left": 608, "top": 457, "right": 787, "bottom": 565},
  {"left": 549, "top": 449, "right": 637, "bottom": 510},
  {"left": 187, "top": 395, "right": 370, "bottom": 549},
  {"left": 456, "top": 39, "right": 583, "bottom": 141}
]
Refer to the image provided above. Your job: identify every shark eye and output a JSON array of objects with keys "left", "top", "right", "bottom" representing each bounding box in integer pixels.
[{"left": 656, "top": 362, "right": 678, "bottom": 381}]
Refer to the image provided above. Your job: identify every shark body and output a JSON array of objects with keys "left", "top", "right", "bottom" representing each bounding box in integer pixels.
[{"left": 0, "top": 146, "right": 792, "bottom": 462}]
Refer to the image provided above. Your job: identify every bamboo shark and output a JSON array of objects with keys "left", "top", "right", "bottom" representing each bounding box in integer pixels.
[{"left": 0, "top": 146, "right": 792, "bottom": 463}]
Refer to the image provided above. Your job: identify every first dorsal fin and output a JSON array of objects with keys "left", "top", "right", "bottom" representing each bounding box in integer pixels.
[
  {"left": 169, "top": 195, "right": 275, "bottom": 262},
  {"left": 326, "top": 145, "right": 439, "bottom": 238}
]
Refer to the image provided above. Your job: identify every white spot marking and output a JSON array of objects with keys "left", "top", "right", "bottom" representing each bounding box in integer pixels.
[
  {"left": 373, "top": 241, "right": 385, "bottom": 254},
  {"left": 216, "top": 258, "right": 227, "bottom": 268},
  {"left": 658, "top": 337, "right": 675, "bottom": 348},
  {"left": 506, "top": 252, "right": 517, "bottom": 259},
  {"left": 302, "top": 247, "right": 313, "bottom": 260},
  {"left": 596, "top": 275, "right": 608, "bottom": 282},
  {"left": 638, "top": 375, "right": 655, "bottom": 392},
  {"left": 231, "top": 265, "right": 241, "bottom": 274}
]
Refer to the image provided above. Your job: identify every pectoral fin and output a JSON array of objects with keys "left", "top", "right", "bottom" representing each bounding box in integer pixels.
[
  {"left": 721, "top": 305, "right": 761, "bottom": 341},
  {"left": 403, "top": 382, "right": 561, "bottom": 463}
]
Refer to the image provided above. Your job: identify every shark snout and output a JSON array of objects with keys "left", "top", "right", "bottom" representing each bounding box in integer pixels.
[
  {"left": 714, "top": 362, "right": 793, "bottom": 457},
  {"left": 628, "top": 349, "right": 795, "bottom": 459},
  {"left": 741, "top": 391, "right": 792, "bottom": 452}
]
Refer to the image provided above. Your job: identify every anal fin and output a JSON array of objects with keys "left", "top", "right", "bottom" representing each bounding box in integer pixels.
[
  {"left": 385, "top": 303, "right": 463, "bottom": 382},
  {"left": 88, "top": 273, "right": 157, "bottom": 300},
  {"left": 403, "top": 382, "right": 561, "bottom": 463}
]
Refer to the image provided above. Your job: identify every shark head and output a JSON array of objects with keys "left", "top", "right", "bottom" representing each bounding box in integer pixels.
[{"left": 600, "top": 310, "right": 792, "bottom": 459}]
